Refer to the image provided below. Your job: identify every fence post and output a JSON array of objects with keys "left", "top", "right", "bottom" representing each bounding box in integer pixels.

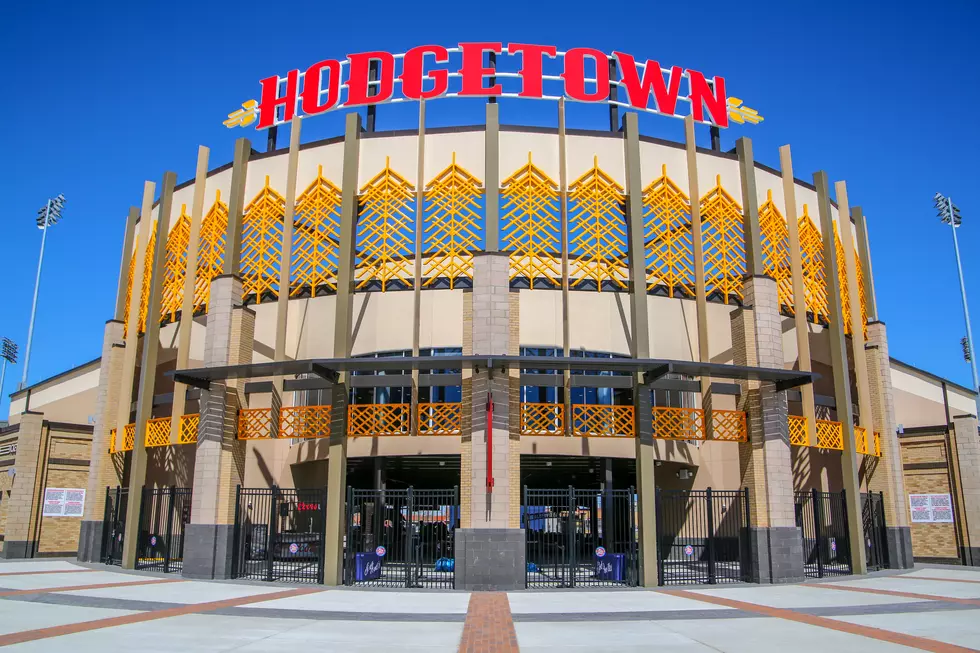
[
  {"left": 741, "top": 487, "right": 751, "bottom": 582},
  {"left": 840, "top": 489, "right": 851, "bottom": 574},
  {"left": 629, "top": 485, "right": 638, "bottom": 586},
  {"left": 343, "top": 485, "right": 352, "bottom": 585},
  {"left": 267, "top": 485, "right": 279, "bottom": 582},
  {"left": 406, "top": 486, "right": 415, "bottom": 589},
  {"left": 654, "top": 487, "right": 663, "bottom": 586},
  {"left": 321, "top": 486, "right": 329, "bottom": 585},
  {"left": 706, "top": 487, "right": 716, "bottom": 584},
  {"left": 812, "top": 487, "right": 824, "bottom": 578},
  {"left": 231, "top": 485, "right": 242, "bottom": 580},
  {"left": 165, "top": 486, "right": 176, "bottom": 572}
]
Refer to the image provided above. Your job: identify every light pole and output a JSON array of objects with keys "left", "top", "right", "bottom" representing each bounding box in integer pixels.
[
  {"left": 935, "top": 192, "right": 980, "bottom": 416},
  {"left": 1, "top": 338, "right": 16, "bottom": 412},
  {"left": 19, "top": 194, "right": 65, "bottom": 390}
]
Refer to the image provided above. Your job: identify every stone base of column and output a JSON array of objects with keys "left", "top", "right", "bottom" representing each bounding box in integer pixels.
[
  {"left": 884, "top": 526, "right": 914, "bottom": 569},
  {"left": 76, "top": 520, "right": 104, "bottom": 562},
  {"left": 182, "top": 523, "right": 235, "bottom": 580},
  {"left": 961, "top": 547, "right": 980, "bottom": 567},
  {"left": 744, "top": 526, "right": 805, "bottom": 584},
  {"left": 454, "top": 528, "right": 525, "bottom": 590},
  {"left": 0, "top": 541, "right": 32, "bottom": 559}
]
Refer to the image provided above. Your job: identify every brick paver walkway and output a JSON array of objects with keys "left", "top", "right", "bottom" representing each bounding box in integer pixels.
[{"left": 458, "top": 592, "right": 519, "bottom": 653}]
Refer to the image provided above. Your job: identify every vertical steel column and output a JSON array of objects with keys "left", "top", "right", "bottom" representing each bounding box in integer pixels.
[
  {"left": 558, "top": 98, "right": 571, "bottom": 430},
  {"left": 484, "top": 103, "right": 500, "bottom": 252},
  {"left": 685, "top": 116, "right": 712, "bottom": 422},
  {"left": 412, "top": 101, "right": 426, "bottom": 433}
]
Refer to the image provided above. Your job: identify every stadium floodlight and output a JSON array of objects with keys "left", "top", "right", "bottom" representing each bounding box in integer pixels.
[
  {"left": 935, "top": 192, "right": 978, "bottom": 416},
  {"left": 0, "top": 337, "right": 16, "bottom": 411},
  {"left": 20, "top": 195, "right": 65, "bottom": 391}
]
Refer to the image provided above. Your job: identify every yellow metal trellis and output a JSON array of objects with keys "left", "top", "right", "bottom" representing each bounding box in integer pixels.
[
  {"left": 835, "top": 224, "right": 852, "bottom": 335},
  {"left": 567, "top": 157, "right": 628, "bottom": 291},
  {"left": 241, "top": 177, "right": 285, "bottom": 302},
  {"left": 292, "top": 166, "right": 341, "bottom": 296},
  {"left": 137, "top": 224, "right": 156, "bottom": 334},
  {"left": 759, "top": 190, "right": 793, "bottom": 312},
  {"left": 501, "top": 154, "right": 561, "bottom": 288},
  {"left": 423, "top": 153, "right": 484, "bottom": 289},
  {"left": 643, "top": 164, "right": 694, "bottom": 297},
  {"left": 123, "top": 250, "right": 136, "bottom": 338},
  {"left": 356, "top": 158, "right": 416, "bottom": 291},
  {"left": 798, "top": 206, "right": 828, "bottom": 323},
  {"left": 161, "top": 206, "right": 191, "bottom": 323},
  {"left": 195, "top": 191, "right": 228, "bottom": 310},
  {"left": 700, "top": 176, "right": 745, "bottom": 304}
]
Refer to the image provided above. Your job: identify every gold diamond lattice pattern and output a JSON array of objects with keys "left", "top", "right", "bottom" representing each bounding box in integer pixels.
[
  {"left": 280, "top": 406, "right": 332, "bottom": 439},
  {"left": 195, "top": 192, "right": 228, "bottom": 310},
  {"left": 348, "top": 403, "right": 411, "bottom": 437},
  {"left": 643, "top": 164, "right": 694, "bottom": 297},
  {"left": 501, "top": 154, "right": 561, "bottom": 288},
  {"left": 423, "top": 154, "right": 484, "bottom": 289},
  {"left": 816, "top": 419, "right": 843, "bottom": 450},
  {"left": 652, "top": 407, "right": 705, "bottom": 440},
  {"left": 145, "top": 417, "right": 171, "bottom": 448},
  {"left": 567, "top": 157, "right": 628, "bottom": 291},
  {"left": 711, "top": 410, "right": 747, "bottom": 442},
  {"left": 292, "top": 166, "right": 341, "bottom": 297},
  {"left": 571, "top": 404, "right": 634, "bottom": 437},
  {"left": 161, "top": 206, "right": 191, "bottom": 323},
  {"left": 356, "top": 158, "right": 416, "bottom": 291},
  {"left": 835, "top": 224, "right": 853, "bottom": 336},
  {"left": 238, "top": 408, "right": 273, "bottom": 440},
  {"left": 520, "top": 403, "right": 564, "bottom": 436},
  {"left": 798, "top": 206, "right": 828, "bottom": 323},
  {"left": 417, "top": 403, "right": 463, "bottom": 435},
  {"left": 137, "top": 224, "right": 156, "bottom": 334},
  {"left": 700, "top": 176, "right": 745, "bottom": 304},
  {"left": 241, "top": 176, "right": 285, "bottom": 302},
  {"left": 789, "top": 415, "right": 808, "bottom": 447},
  {"left": 759, "top": 191, "right": 793, "bottom": 312},
  {"left": 179, "top": 414, "right": 199, "bottom": 444}
]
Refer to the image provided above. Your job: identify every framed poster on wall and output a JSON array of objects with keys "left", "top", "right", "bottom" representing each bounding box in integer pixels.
[{"left": 909, "top": 494, "right": 954, "bottom": 523}]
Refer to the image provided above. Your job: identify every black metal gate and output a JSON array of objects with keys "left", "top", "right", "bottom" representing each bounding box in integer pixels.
[
  {"left": 102, "top": 486, "right": 129, "bottom": 566},
  {"left": 344, "top": 487, "right": 458, "bottom": 589},
  {"left": 135, "top": 487, "right": 191, "bottom": 573},
  {"left": 232, "top": 486, "right": 327, "bottom": 584},
  {"left": 523, "top": 487, "right": 638, "bottom": 589},
  {"left": 795, "top": 489, "right": 852, "bottom": 578},
  {"left": 863, "top": 491, "right": 888, "bottom": 572},
  {"left": 656, "top": 487, "right": 748, "bottom": 585}
]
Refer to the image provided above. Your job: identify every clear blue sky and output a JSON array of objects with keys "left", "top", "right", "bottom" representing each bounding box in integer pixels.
[{"left": 2, "top": 0, "right": 978, "bottom": 418}]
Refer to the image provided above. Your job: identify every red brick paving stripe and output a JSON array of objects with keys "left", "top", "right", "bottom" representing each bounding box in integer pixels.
[
  {"left": 663, "top": 589, "right": 976, "bottom": 653},
  {"left": 893, "top": 575, "right": 980, "bottom": 585},
  {"left": 0, "top": 585, "right": 322, "bottom": 647},
  {"left": 0, "top": 578, "right": 183, "bottom": 598},
  {"left": 0, "top": 569, "right": 98, "bottom": 577},
  {"left": 457, "top": 592, "right": 519, "bottom": 653},
  {"left": 809, "top": 582, "right": 980, "bottom": 606}
]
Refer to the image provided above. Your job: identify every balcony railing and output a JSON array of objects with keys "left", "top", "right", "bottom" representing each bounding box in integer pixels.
[
  {"left": 179, "top": 414, "right": 199, "bottom": 444},
  {"left": 280, "top": 405, "right": 332, "bottom": 439},
  {"left": 520, "top": 403, "right": 565, "bottom": 436},
  {"left": 652, "top": 407, "right": 705, "bottom": 441},
  {"left": 815, "top": 419, "right": 843, "bottom": 450},
  {"left": 347, "top": 403, "right": 411, "bottom": 437},
  {"left": 417, "top": 403, "right": 462, "bottom": 435},
  {"left": 238, "top": 408, "right": 274, "bottom": 440},
  {"left": 710, "top": 409, "right": 747, "bottom": 442},
  {"left": 855, "top": 426, "right": 869, "bottom": 455},
  {"left": 145, "top": 417, "right": 171, "bottom": 448},
  {"left": 571, "top": 404, "right": 634, "bottom": 437},
  {"left": 788, "top": 415, "right": 808, "bottom": 447}
]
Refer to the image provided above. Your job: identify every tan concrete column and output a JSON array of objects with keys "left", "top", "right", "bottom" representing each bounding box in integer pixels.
[
  {"left": 0, "top": 412, "right": 45, "bottom": 558},
  {"left": 323, "top": 113, "right": 360, "bottom": 586},
  {"left": 558, "top": 99, "right": 572, "bottom": 431},
  {"left": 484, "top": 103, "right": 500, "bottom": 252},
  {"left": 411, "top": 102, "right": 425, "bottom": 432},
  {"left": 684, "top": 117, "right": 712, "bottom": 422},
  {"left": 951, "top": 414, "right": 980, "bottom": 565},
  {"left": 814, "top": 171, "right": 867, "bottom": 574},
  {"left": 624, "top": 112, "right": 658, "bottom": 587}
]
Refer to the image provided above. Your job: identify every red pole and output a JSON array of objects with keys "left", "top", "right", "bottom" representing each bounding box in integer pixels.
[{"left": 486, "top": 391, "right": 494, "bottom": 492}]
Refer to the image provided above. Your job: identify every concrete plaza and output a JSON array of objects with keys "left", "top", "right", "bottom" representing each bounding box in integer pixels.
[{"left": 1, "top": 560, "right": 979, "bottom": 651}]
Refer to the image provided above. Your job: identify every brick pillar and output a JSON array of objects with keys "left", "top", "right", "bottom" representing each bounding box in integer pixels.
[
  {"left": 455, "top": 252, "right": 525, "bottom": 590},
  {"left": 864, "top": 320, "right": 913, "bottom": 568},
  {"left": 1, "top": 412, "right": 45, "bottom": 558},
  {"left": 77, "top": 320, "right": 126, "bottom": 562},
  {"left": 182, "top": 275, "right": 253, "bottom": 579},
  {"left": 731, "top": 275, "right": 804, "bottom": 583},
  {"left": 952, "top": 414, "right": 980, "bottom": 565}
]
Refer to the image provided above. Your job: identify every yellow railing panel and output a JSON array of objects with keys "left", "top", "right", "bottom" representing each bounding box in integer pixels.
[
  {"left": 145, "top": 417, "right": 171, "bottom": 448},
  {"left": 855, "top": 425, "right": 869, "bottom": 455},
  {"left": 122, "top": 423, "right": 136, "bottom": 452},
  {"left": 788, "top": 415, "right": 808, "bottom": 447},
  {"left": 179, "top": 414, "right": 199, "bottom": 444},
  {"left": 237, "top": 408, "right": 273, "bottom": 440},
  {"left": 520, "top": 403, "right": 564, "bottom": 436},
  {"left": 109, "top": 428, "right": 117, "bottom": 454},
  {"left": 711, "top": 409, "right": 747, "bottom": 442},
  {"left": 571, "top": 404, "right": 634, "bottom": 437},
  {"left": 874, "top": 431, "right": 882, "bottom": 457},
  {"left": 347, "top": 403, "right": 411, "bottom": 437},
  {"left": 652, "top": 407, "right": 705, "bottom": 441},
  {"left": 815, "top": 419, "right": 843, "bottom": 450},
  {"left": 417, "top": 403, "right": 463, "bottom": 435},
  {"left": 280, "top": 405, "right": 332, "bottom": 439}
]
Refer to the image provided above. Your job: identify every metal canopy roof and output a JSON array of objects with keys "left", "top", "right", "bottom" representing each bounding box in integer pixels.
[{"left": 169, "top": 355, "right": 815, "bottom": 391}]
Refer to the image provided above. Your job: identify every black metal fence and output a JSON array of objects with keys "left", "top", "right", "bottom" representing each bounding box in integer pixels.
[
  {"left": 795, "top": 489, "right": 852, "bottom": 578},
  {"left": 523, "top": 487, "right": 639, "bottom": 589},
  {"left": 656, "top": 487, "right": 748, "bottom": 585},
  {"left": 232, "top": 486, "right": 327, "bottom": 584},
  {"left": 102, "top": 486, "right": 129, "bottom": 566},
  {"left": 344, "top": 487, "right": 458, "bottom": 589},
  {"left": 135, "top": 487, "right": 191, "bottom": 573},
  {"left": 863, "top": 491, "right": 888, "bottom": 572}
]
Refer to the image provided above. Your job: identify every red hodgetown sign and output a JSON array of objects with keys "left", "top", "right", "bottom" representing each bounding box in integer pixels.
[{"left": 226, "top": 42, "right": 762, "bottom": 130}]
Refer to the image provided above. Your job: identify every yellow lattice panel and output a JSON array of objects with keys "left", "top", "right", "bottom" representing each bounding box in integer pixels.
[
  {"left": 196, "top": 192, "right": 228, "bottom": 310},
  {"left": 855, "top": 425, "right": 869, "bottom": 455},
  {"left": 571, "top": 404, "right": 634, "bottom": 437},
  {"left": 711, "top": 409, "right": 747, "bottom": 442},
  {"left": 241, "top": 177, "right": 285, "bottom": 302},
  {"left": 123, "top": 253, "right": 136, "bottom": 338},
  {"left": 700, "top": 176, "right": 745, "bottom": 304},
  {"left": 643, "top": 164, "right": 694, "bottom": 297},
  {"left": 135, "top": 224, "right": 157, "bottom": 334},
  {"left": 856, "top": 251, "right": 868, "bottom": 338},
  {"left": 237, "top": 408, "right": 273, "bottom": 440},
  {"left": 835, "top": 225, "right": 853, "bottom": 336},
  {"left": 423, "top": 154, "right": 483, "bottom": 289},
  {"left": 160, "top": 207, "right": 191, "bottom": 324},
  {"left": 122, "top": 423, "right": 136, "bottom": 452},
  {"left": 501, "top": 154, "right": 561, "bottom": 288},
  {"left": 179, "top": 414, "right": 199, "bottom": 444},
  {"left": 144, "top": 417, "right": 171, "bottom": 448},
  {"left": 567, "top": 158, "right": 628, "bottom": 291},
  {"left": 347, "top": 403, "right": 411, "bottom": 437},
  {"left": 292, "top": 166, "right": 341, "bottom": 296},
  {"left": 815, "top": 419, "right": 843, "bottom": 450},
  {"left": 798, "top": 206, "right": 828, "bottom": 323},
  {"left": 109, "top": 428, "right": 117, "bottom": 454},
  {"left": 789, "top": 415, "right": 808, "bottom": 447},
  {"left": 874, "top": 431, "right": 882, "bottom": 457},
  {"left": 417, "top": 403, "right": 463, "bottom": 435},
  {"left": 759, "top": 191, "right": 793, "bottom": 312},
  {"left": 652, "top": 407, "right": 705, "bottom": 440},
  {"left": 280, "top": 405, "right": 332, "bottom": 439},
  {"left": 520, "top": 403, "right": 564, "bottom": 436},
  {"left": 356, "top": 159, "right": 416, "bottom": 291}
]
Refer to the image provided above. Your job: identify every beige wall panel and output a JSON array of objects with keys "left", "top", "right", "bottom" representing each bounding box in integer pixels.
[
  {"left": 350, "top": 292, "right": 414, "bottom": 355},
  {"left": 694, "top": 152, "right": 742, "bottom": 205},
  {"left": 425, "top": 131, "right": 485, "bottom": 182},
  {"left": 201, "top": 166, "right": 234, "bottom": 222},
  {"left": 242, "top": 149, "right": 290, "bottom": 203},
  {"left": 638, "top": 141, "right": 688, "bottom": 187},
  {"left": 499, "top": 131, "right": 559, "bottom": 181},
  {"left": 891, "top": 366, "right": 946, "bottom": 405},
  {"left": 168, "top": 183, "right": 197, "bottom": 230},
  {"left": 892, "top": 387, "right": 949, "bottom": 429},
  {"left": 419, "top": 289, "right": 464, "bottom": 350},
  {"left": 519, "top": 289, "right": 562, "bottom": 348},
  {"left": 249, "top": 302, "right": 283, "bottom": 364},
  {"left": 520, "top": 437, "right": 635, "bottom": 458},
  {"left": 293, "top": 296, "right": 337, "bottom": 360},
  {"left": 647, "top": 297, "right": 695, "bottom": 361},
  {"left": 358, "top": 135, "right": 418, "bottom": 187},
  {"left": 947, "top": 387, "right": 976, "bottom": 416},
  {"left": 297, "top": 141, "right": 345, "bottom": 190},
  {"left": 690, "top": 442, "right": 742, "bottom": 489},
  {"left": 565, "top": 134, "right": 626, "bottom": 186},
  {"left": 567, "top": 292, "right": 631, "bottom": 355}
]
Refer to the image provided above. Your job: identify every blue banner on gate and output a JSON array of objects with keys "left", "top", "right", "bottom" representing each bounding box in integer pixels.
[{"left": 356, "top": 552, "right": 382, "bottom": 581}]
